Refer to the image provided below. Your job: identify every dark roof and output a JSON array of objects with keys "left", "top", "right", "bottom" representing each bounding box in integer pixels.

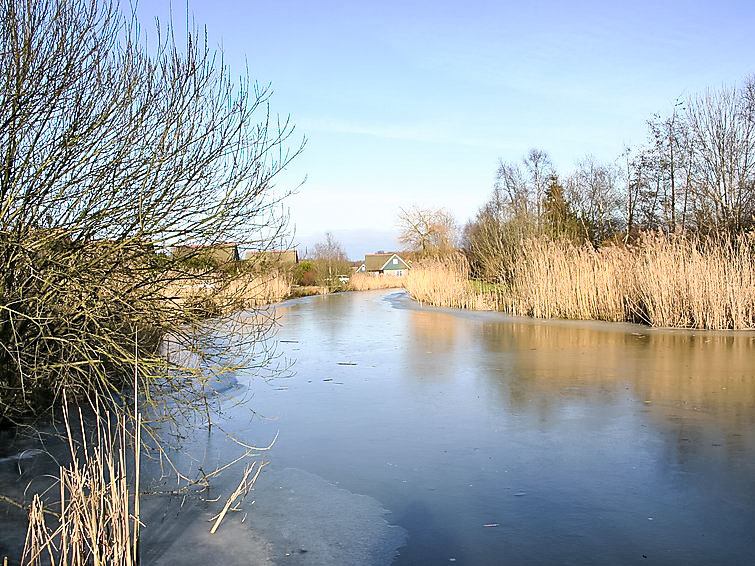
[{"left": 364, "top": 253, "right": 409, "bottom": 271}]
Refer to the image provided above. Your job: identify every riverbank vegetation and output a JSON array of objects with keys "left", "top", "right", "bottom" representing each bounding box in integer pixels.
[
  {"left": 1, "top": 0, "right": 300, "bottom": 561},
  {"left": 348, "top": 273, "right": 406, "bottom": 291},
  {"left": 407, "top": 236, "right": 755, "bottom": 329},
  {"left": 0, "top": 0, "right": 302, "bottom": 424},
  {"left": 22, "top": 403, "right": 142, "bottom": 566},
  {"left": 405, "top": 75, "right": 755, "bottom": 330}
]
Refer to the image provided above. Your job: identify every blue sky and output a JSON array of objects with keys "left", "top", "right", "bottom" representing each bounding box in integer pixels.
[{"left": 137, "top": 0, "right": 755, "bottom": 259}]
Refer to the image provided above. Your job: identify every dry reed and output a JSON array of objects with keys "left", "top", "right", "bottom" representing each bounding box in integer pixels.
[
  {"left": 348, "top": 273, "right": 406, "bottom": 291},
  {"left": 162, "top": 270, "right": 293, "bottom": 313},
  {"left": 506, "top": 239, "right": 634, "bottom": 322},
  {"left": 405, "top": 235, "right": 755, "bottom": 330},
  {"left": 405, "top": 254, "right": 501, "bottom": 310},
  {"left": 22, "top": 403, "right": 142, "bottom": 566}
]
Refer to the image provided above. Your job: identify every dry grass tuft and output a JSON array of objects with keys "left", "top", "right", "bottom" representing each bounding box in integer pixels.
[
  {"left": 629, "top": 234, "right": 755, "bottom": 329},
  {"left": 22, "top": 404, "right": 141, "bottom": 566},
  {"left": 405, "top": 254, "right": 501, "bottom": 310},
  {"left": 505, "top": 238, "right": 634, "bottom": 322},
  {"left": 162, "top": 270, "right": 293, "bottom": 314}
]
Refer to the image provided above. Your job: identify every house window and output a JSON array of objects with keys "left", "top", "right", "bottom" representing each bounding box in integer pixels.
[{"left": 393, "top": 257, "right": 398, "bottom": 265}]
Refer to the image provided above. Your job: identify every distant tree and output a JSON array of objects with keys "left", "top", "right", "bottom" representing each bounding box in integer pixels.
[
  {"left": 566, "top": 156, "right": 623, "bottom": 244},
  {"left": 494, "top": 160, "right": 534, "bottom": 221},
  {"left": 462, "top": 185, "right": 536, "bottom": 283},
  {"left": 397, "top": 206, "right": 458, "bottom": 257},
  {"left": 312, "top": 232, "right": 350, "bottom": 289},
  {"left": 293, "top": 260, "right": 317, "bottom": 286},
  {"left": 623, "top": 78, "right": 755, "bottom": 239},
  {"left": 684, "top": 79, "right": 755, "bottom": 235},
  {"left": 542, "top": 174, "right": 580, "bottom": 240},
  {"left": 523, "top": 148, "right": 553, "bottom": 224}
]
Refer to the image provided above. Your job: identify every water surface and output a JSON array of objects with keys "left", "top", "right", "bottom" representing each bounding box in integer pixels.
[
  {"left": 246, "top": 290, "right": 755, "bottom": 564},
  {"left": 2, "top": 289, "right": 754, "bottom": 564}
]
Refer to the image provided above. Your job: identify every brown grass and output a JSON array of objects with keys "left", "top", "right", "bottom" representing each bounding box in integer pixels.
[
  {"left": 405, "top": 255, "right": 500, "bottom": 310},
  {"left": 348, "top": 273, "right": 406, "bottom": 291},
  {"left": 405, "top": 235, "right": 755, "bottom": 330},
  {"left": 22, "top": 404, "right": 141, "bottom": 566},
  {"left": 505, "top": 239, "right": 633, "bottom": 322},
  {"left": 162, "top": 270, "right": 293, "bottom": 314},
  {"left": 19, "top": 401, "right": 267, "bottom": 565},
  {"left": 629, "top": 234, "right": 755, "bottom": 329}
]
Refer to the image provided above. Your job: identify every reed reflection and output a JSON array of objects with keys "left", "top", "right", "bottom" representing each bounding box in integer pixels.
[
  {"left": 404, "top": 309, "right": 462, "bottom": 381},
  {"left": 474, "top": 319, "right": 755, "bottom": 414}
]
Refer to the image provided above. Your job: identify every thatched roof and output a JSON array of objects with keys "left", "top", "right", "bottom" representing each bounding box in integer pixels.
[
  {"left": 363, "top": 253, "right": 409, "bottom": 271},
  {"left": 245, "top": 249, "right": 298, "bottom": 266},
  {"left": 170, "top": 243, "right": 240, "bottom": 264}
]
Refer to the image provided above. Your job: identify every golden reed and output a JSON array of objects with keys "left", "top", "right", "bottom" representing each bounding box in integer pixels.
[
  {"left": 348, "top": 273, "right": 406, "bottom": 291},
  {"left": 22, "top": 403, "right": 141, "bottom": 566},
  {"left": 162, "top": 270, "right": 293, "bottom": 313},
  {"left": 404, "top": 254, "right": 501, "bottom": 311},
  {"left": 405, "top": 235, "right": 755, "bottom": 330}
]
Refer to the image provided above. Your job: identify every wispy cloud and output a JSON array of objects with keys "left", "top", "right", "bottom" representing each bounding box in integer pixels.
[{"left": 302, "top": 116, "right": 518, "bottom": 151}]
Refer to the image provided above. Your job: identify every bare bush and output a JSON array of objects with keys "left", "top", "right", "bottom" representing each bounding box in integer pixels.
[{"left": 0, "top": 0, "right": 303, "bottom": 424}]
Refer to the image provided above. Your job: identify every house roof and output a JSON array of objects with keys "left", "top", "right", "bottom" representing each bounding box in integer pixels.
[
  {"left": 171, "top": 243, "right": 239, "bottom": 263},
  {"left": 245, "top": 249, "right": 298, "bottom": 265},
  {"left": 364, "top": 253, "right": 393, "bottom": 271},
  {"left": 364, "top": 253, "right": 409, "bottom": 271}
]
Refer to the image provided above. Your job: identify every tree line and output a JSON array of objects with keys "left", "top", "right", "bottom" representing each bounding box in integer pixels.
[{"left": 462, "top": 76, "right": 755, "bottom": 282}]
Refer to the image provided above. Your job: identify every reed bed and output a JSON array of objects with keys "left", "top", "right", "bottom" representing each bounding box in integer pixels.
[
  {"left": 22, "top": 404, "right": 141, "bottom": 566},
  {"left": 162, "top": 270, "right": 293, "bottom": 314},
  {"left": 348, "top": 273, "right": 406, "bottom": 291},
  {"left": 630, "top": 235, "right": 755, "bottom": 329},
  {"left": 506, "top": 239, "right": 634, "bottom": 322},
  {"left": 405, "top": 255, "right": 500, "bottom": 310},
  {"left": 405, "top": 235, "right": 755, "bottom": 330},
  {"left": 221, "top": 271, "right": 293, "bottom": 307}
]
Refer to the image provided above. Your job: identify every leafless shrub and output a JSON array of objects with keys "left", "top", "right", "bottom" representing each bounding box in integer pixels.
[{"left": 0, "top": 0, "right": 303, "bottom": 425}]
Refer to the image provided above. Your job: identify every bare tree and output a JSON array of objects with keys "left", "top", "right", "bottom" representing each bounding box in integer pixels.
[
  {"left": 640, "top": 101, "right": 692, "bottom": 234},
  {"left": 685, "top": 80, "right": 755, "bottom": 234},
  {"left": 523, "top": 148, "right": 553, "bottom": 224},
  {"left": 566, "top": 156, "right": 623, "bottom": 243},
  {"left": 312, "top": 232, "right": 350, "bottom": 289},
  {"left": 397, "top": 206, "right": 458, "bottom": 257},
  {"left": 494, "top": 160, "right": 533, "bottom": 221},
  {"left": 462, "top": 184, "right": 537, "bottom": 283},
  {"left": 0, "top": 0, "right": 304, "bottom": 424}
]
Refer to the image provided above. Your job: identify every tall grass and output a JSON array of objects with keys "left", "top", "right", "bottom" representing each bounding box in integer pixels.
[
  {"left": 22, "top": 403, "right": 141, "bottom": 566},
  {"left": 405, "top": 235, "right": 755, "bottom": 330},
  {"left": 630, "top": 235, "right": 755, "bottom": 329},
  {"left": 405, "top": 255, "right": 501, "bottom": 310},
  {"left": 506, "top": 239, "right": 634, "bottom": 322},
  {"left": 162, "top": 270, "right": 293, "bottom": 315},
  {"left": 348, "top": 273, "right": 406, "bottom": 291}
]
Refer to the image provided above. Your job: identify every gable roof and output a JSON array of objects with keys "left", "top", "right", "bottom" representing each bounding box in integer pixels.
[
  {"left": 245, "top": 249, "right": 298, "bottom": 265},
  {"left": 171, "top": 243, "right": 239, "bottom": 264},
  {"left": 364, "top": 253, "right": 410, "bottom": 272},
  {"left": 364, "top": 253, "right": 392, "bottom": 271}
]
